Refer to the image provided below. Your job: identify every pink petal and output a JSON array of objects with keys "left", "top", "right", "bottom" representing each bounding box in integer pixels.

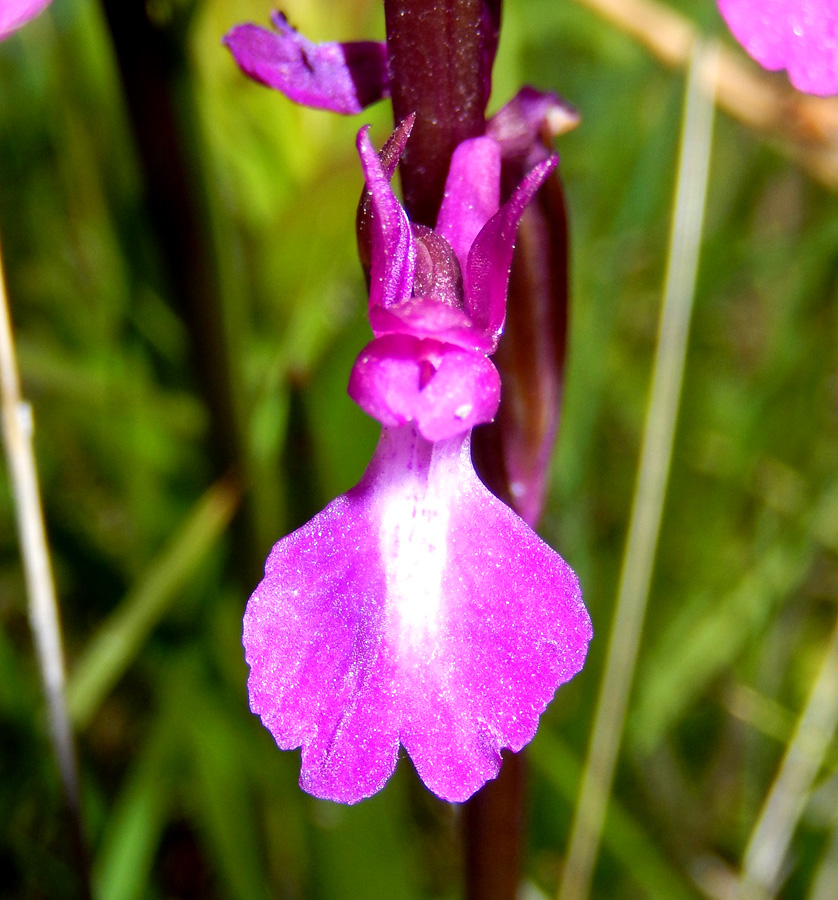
[
  {"left": 357, "top": 126, "right": 417, "bottom": 310},
  {"left": 357, "top": 116, "right": 416, "bottom": 282},
  {"left": 348, "top": 334, "right": 501, "bottom": 441},
  {"left": 369, "top": 297, "right": 494, "bottom": 354},
  {"left": 244, "top": 425, "right": 591, "bottom": 803},
  {"left": 718, "top": 0, "right": 838, "bottom": 96},
  {"left": 466, "top": 155, "right": 558, "bottom": 347},
  {"left": 436, "top": 137, "right": 501, "bottom": 274},
  {"left": 223, "top": 12, "right": 390, "bottom": 113},
  {"left": 0, "top": 0, "right": 51, "bottom": 40}
]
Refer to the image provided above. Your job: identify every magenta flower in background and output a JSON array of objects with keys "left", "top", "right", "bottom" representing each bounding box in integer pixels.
[
  {"left": 243, "top": 122, "right": 592, "bottom": 804},
  {"left": 224, "top": 11, "right": 390, "bottom": 114},
  {"left": 0, "top": 0, "right": 51, "bottom": 40},
  {"left": 719, "top": 0, "right": 838, "bottom": 96}
]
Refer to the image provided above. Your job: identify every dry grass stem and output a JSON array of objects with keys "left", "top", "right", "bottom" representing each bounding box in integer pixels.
[
  {"left": 0, "top": 237, "right": 89, "bottom": 892},
  {"left": 572, "top": 0, "right": 838, "bottom": 188},
  {"left": 558, "top": 40, "right": 718, "bottom": 900},
  {"left": 739, "top": 615, "right": 838, "bottom": 898}
]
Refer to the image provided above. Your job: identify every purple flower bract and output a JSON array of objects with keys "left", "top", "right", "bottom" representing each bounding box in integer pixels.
[{"left": 223, "top": 12, "right": 389, "bottom": 114}]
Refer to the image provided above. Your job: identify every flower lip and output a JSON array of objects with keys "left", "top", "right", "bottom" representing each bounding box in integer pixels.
[{"left": 244, "top": 423, "right": 592, "bottom": 803}]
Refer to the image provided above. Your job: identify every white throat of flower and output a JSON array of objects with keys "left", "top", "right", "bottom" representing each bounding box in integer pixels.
[{"left": 377, "top": 429, "right": 457, "bottom": 648}]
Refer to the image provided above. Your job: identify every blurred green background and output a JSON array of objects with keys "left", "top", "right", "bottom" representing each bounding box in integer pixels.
[{"left": 1, "top": 0, "right": 837, "bottom": 898}]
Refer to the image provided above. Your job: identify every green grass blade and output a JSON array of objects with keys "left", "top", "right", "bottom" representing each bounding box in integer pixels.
[
  {"left": 67, "top": 477, "right": 239, "bottom": 728},
  {"left": 531, "top": 731, "right": 703, "bottom": 900}
]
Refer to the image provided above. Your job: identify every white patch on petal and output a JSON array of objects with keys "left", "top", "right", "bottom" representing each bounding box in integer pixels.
[{"left": 378, "top": 459, "right": 451, "bottom": 646}]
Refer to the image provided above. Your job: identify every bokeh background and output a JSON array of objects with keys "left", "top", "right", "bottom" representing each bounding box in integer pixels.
[{"left": 1, "top": 0, "right": 837, "bottom": 898}]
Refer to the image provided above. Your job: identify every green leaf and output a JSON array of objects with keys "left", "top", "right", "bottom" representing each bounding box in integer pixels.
[{"left": 67, "top": 478, "right": 239, "bottom": 728}]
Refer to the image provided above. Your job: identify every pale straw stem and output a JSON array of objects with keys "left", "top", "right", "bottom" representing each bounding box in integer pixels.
[
  {"left": 0, "top": 236, "right": 89, "bottom": 890},
  {"left": 558, "top": 41, "right": 718, "bottom": 900},
  {"left": 571, "top": 0, "right": 838, "bottom": 190}
]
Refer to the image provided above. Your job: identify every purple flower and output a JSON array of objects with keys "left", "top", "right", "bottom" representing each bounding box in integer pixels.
[
  {"left": 225, "top": 12, "right": 581, "bottom": 522},
  {"left": 718, "top": 0, "right": 838, "bottom": 96},
  {"left": 244, "top": 123, "right": 592, "bottom": 804},
  {"left": 223, "top": 11, "right": 390, "bottom": 114},
  {"left": 0, "top": 0, "right": 51, "bottom": 40}
]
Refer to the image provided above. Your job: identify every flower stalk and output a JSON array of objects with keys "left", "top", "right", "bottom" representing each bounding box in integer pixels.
[{"left": 383, "top": 0, "right": 497, "bottom": 225}]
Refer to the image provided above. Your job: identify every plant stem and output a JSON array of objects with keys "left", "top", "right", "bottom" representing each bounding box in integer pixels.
[
  {"left": 383, "top": 0, "right": 493, "bottom": 225},
  {"left": 463, "top": 752, "right": 526, "bottom": 900},
  {"left": 0, "top": 237, "right": 91, "bottom": 899},
  {"left": 558, "top": 40, "right": 718, "bottom": 900}
]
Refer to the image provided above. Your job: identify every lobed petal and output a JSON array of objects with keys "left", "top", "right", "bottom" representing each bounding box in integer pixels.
[
  {"left": 0, "top": 0, "right": 51, "bottom": 40},
  {"left": 348, "top": 334, "right": 501, "bottom": 441},
  {"left": 465, "top": 155, "right": 558, "bottom": 347},
  {"left": 244, "top": 489, "right": 398, "bottom": 803},
  {"left": 718, "top": 0, "right": 838, "bottom": 96},
  {"left": 223, "top": 12, "right": 390, "bottom": 114},
  {"left": 244, "top": 425, "right": 591, "bottom": 803},
  {"left": 357, "top": 126, "right": 416, "bottom": 310}
]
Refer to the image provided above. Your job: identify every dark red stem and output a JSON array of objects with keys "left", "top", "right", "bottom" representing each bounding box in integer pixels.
[{"left": 383, "top": 0, "right": 493, "bottom": 226}]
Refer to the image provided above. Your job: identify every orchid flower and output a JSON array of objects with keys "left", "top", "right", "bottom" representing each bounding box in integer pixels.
[
  {"left": 243, "top": 122, "right": 591, "bottom": 804},
  {"left": 0, "top": 0, "right": 51, "bottom": 40},
  {"left": 225, "top": 11, "right": 581, "bottom": 527},
  {"left": 718, "top": 0, "right": 838, "bottom": 96}
]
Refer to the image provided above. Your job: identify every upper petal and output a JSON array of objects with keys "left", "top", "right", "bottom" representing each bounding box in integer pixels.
[
  {"left": 465, "top": 155, "right": 558, "bottom": 347},
  {"left": 223, "top": 12, "right": 390, "bottom": 114},
  {"left": 718, "top": 0, "right": 838, "bottom": 96},
  {"left": 436, "top": 137, "right": 502, "bottom": 275},
  {"left": 357, "top": 126, "right": 417, "bottom": 310}
]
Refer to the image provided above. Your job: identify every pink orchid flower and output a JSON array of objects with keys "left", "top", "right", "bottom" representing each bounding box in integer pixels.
[
  {"left": 243, "top": 123, "right": 592, "bottom": 804},
  {"left": 0, "top": 0, "right": 51, "bottom": 40},
  {"left": 719, "top": 0, "right": 838, "bottom": 96}
]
